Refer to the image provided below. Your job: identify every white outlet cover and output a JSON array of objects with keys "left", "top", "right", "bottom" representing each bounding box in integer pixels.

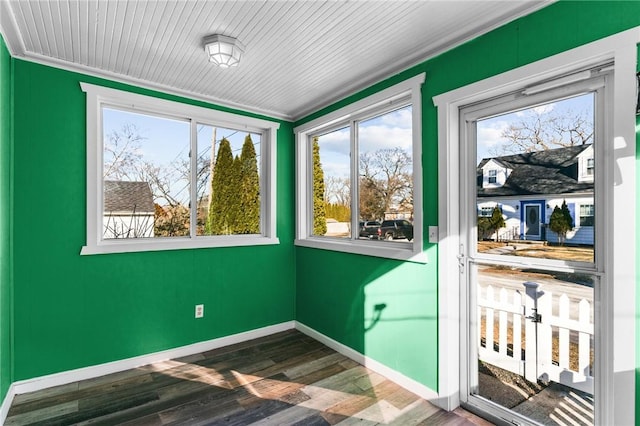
[
  {"left": 195, "top": 304, "right": 204, "bottom": 318},
  {"left": 428, "top": 226, "right": 438, "bottom": 243}
]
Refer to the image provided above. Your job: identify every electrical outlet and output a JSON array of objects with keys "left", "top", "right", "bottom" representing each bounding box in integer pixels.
[
  {"left": 195, "top": 304, "right": 204, "bottom": 318},
  {"left": 428, "top": 226, "right": 438, "bottom": 243}
]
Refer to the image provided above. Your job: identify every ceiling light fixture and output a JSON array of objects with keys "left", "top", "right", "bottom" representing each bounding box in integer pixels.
[{"left": 203, "top": 34, "right": 245, "bottom": 68}]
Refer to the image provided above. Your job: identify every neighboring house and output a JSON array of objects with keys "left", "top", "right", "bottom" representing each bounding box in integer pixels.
[
  {"left": 477, "top": 145, "right": 594, "bottom": 245},
  {"left": 103, "top": 180, "right": 155, "bottom": 239},
  {"left": 383, "top": 210, "right": 413, "bottom": 221}
]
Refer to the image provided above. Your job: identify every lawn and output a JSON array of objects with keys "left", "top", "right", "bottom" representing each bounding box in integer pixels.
[{"left": 477, "top": 241, "right": 594, "bottom": 263}]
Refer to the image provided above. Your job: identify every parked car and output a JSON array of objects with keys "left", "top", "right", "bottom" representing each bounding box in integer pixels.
[
  {"left": 379, "top": 219, "right": 413, "bottom": 241},
  {"left": 359, "top": 221, "right": 381, "bottom": 239}
]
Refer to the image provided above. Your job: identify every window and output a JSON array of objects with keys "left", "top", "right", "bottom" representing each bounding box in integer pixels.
[
  {"left": 81, "top": 83, "right": 279, "bottom": 254},
  {"left": 295, "top": 74, "right": 425, "bottom": 262},
  {"left": 487, "top": 169, "right": 497, "bottom": 183},
  {"left": 479, "top": 206, "right": 493, "bottom": 217},
  {"left": 580, "top": 204, "right": 594, "bottom": 226},
  {"left": 586, "top": 158, "right": 595, "bottom": 175}
]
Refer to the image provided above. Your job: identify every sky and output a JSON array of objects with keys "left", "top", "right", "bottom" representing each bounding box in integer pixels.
[
  {"left": 476, "top": 92, "right": 594, "bottom": 165},
  {"left": 103, "top": 107, "right": 260, "bottom": 205},
  {"left": 316, "top": 105, "right": 413, "bottom": 179}
]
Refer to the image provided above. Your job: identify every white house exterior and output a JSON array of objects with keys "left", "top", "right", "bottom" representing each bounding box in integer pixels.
[
  {"left": 477, "top": 145, "right": 594, "bottom": 245},
  {"left": 103, "top": 181, "right": 155, "bottom": 239}
]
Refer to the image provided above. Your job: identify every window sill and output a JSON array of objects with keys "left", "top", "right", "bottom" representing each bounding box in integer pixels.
[
  {"left": 81, "top": 235, "right": 280, "bottom": 255},
  {"left": 294, "top": 237, "right": 428, "bottom": 264}
]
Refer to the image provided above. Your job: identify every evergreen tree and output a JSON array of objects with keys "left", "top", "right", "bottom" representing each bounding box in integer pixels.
[
  {"left": 490, "top": 206, "right": 505, "bottom": 241},
  {"left": 325, "top": 202, "right": 351, "bottom": 222},
  {"left": 207, "top": 138, "right": 234, "bottom": 234},
  {"left": 477, "top": 205, "right": 505, "bottom": 241},
  {"left": 228, "top": 155, "right": 242, "bottom": 232},
  {"left": 548, "top": 200, "right": 574, "bottom": 245},
  {"left": 236, "top": 135, "right": 260, "bottom": 234},
  {"left": 312, "top": 137, "right": 327, "bottom": 235}
]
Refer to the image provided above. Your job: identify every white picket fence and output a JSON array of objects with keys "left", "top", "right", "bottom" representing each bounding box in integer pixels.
[{"left": 478, "top": 282, "right": 594, "bottom": 394}]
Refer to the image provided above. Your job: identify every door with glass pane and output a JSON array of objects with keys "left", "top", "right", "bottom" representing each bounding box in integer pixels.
[{"left": 460, "top": 72, "right": 608, "bottom": 426}]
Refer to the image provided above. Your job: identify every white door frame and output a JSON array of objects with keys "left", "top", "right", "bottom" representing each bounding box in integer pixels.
[{"left": 433, "top": 27, "right": 638, "bottom": 425}]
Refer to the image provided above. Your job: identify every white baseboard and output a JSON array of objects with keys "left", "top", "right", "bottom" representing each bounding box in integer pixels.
[
  {"left": 0, "top": 383, "right": 17, "bottom": 425},
  {"left": 294, "top": 321, "right": 440, "bottom": 405},
  {"left": 2, "top": 320, "right": 295, "bottom": 423}
]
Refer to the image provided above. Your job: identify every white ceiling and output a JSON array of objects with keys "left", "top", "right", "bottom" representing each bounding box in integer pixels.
[{"left": 0, "top": 0, "right": 549, "bottom": 121}]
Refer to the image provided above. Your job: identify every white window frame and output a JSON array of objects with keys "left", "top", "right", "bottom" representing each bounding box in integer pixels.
[
  {"left": 80, "top": 83, "right": 280, "bottom": 255},
  {"left": 433, "top": 27, "right": 638, "bottom": 425},
  {"left": 294, "top": 74, "right": 426, "bottom": 263},
  {"left": 487, "top": 169, "right": 497, "bottom": 184}
]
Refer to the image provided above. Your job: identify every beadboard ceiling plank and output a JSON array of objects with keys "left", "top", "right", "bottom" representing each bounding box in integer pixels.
[{"left": 2, "top": 0, "right": 549, "bottom": 120}]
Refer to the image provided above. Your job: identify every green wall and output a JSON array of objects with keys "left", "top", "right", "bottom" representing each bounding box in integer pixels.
[
  {"left": 10, "top": 60, "right": 296, "bottom": 381},
  {"left": 636, "top": 41, "right": 640, "bottom": 424},
  {"left": 295, "top": 0, "right": 640, "bottom": 393},
  {"left": 1, "top": 0, "right": 639, "bottom": 412},
  {"left": 0, "top": 33, "right": 13, "bottom": 403}
]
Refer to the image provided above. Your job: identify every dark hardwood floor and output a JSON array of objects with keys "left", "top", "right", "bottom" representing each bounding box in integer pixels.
[{"left": 5, "top": 330, "right": 493, "bottom": 425}]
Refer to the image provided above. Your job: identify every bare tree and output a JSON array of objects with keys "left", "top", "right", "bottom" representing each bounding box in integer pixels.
[
  {"left": 103, "top": 123, "right": 144, "bottom": 180},
  {"left": 324, "top": 176, "right": 350, "bottom": 206},
  {"left": 491, "top": 107, "right": 593, "bottom": 156},
  {"left": 359, "top": 147, "right": 412, "bottom": 220},
  {"left": 103, "top": 123, "right": 192, "bottom": 236}
]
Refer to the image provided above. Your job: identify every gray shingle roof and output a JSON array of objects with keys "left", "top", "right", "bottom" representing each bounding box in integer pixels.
[
  {"left": 477, "top": 145, "right": 594, "bottom": 197},
  {"left": 104, "top": 181, "right": 155, "bottom": 213}
]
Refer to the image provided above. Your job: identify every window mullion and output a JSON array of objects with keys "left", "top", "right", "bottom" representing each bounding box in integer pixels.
[{"left": 350, "top": 120, "right": 359, "bottom": 241}]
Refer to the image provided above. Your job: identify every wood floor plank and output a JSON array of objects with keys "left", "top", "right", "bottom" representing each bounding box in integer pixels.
[
  {"left": 325, "top": 393, "right": 378, "bottom": 418},
  {"left": 286, "top": 359, "right": 350, "bottom": 386},
  {"left": 386, "top": 399, "right": 445, "bottom": 425},
  {"left": 291, "top": 413, "right": 332, "bottom": 426},
  {"left": 368, "top": 379, "right": 421, "bottom": 410},
  {"left": 156, "top": 388, "right": 245, "bottom": 425},
  {"left": 75, "top": 384, "right": 230, "bottom": 425},
  {"left": 419, "top": 409, "right": 478, "bottom": 426},
  {"left": 318, "top": 410, "right": 351, "bottom": 425},
  {"left": 216, "top": 398, "right": 296, "bottom": 426},
  {"left": 10, "top": 382, "right": 79, "bottom": 407},
  {"left": 249, "top": 404, "right": 325, "bottom": 426},
  {"left": 309, "top": 365, "right": 376, "bottom": 395},
  {"left": 283, "top": 352, "right": 348, "bottom": 380},
  {"left": 6, "top": 330, "right": 489, "bottom": 426},
  {"left": 96, "top": 412, "right": 164, "bottom": 426},
  {"left": 4, "top": 401, "right": 78, "bottom": 426}
]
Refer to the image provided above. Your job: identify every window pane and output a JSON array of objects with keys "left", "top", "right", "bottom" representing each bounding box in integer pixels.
[
  {"left": 102, "top": 108, "right": 190, "bottom": 239},
  {"left": 358, "top": 105, "right": 413, "bottom": 243},
  {"left": 474, "top": 264, "right": 595, "bottom": 422},
  {"left": 580, "top": 204, "right": 594, "bottom": 227},
  {"left": 312, "top": 128, "right": 351, "bottom": 238},
  {"left": 476, "top": 93, "right": 595, "bottom": 263},
  {"left": 196, "top": 124, "right": 261, "bottom": 236}
]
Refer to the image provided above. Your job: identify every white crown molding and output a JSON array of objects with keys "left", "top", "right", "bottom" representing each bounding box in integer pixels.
[{"left": 14, "top": 52, "right": 293, "bottom": 121}]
